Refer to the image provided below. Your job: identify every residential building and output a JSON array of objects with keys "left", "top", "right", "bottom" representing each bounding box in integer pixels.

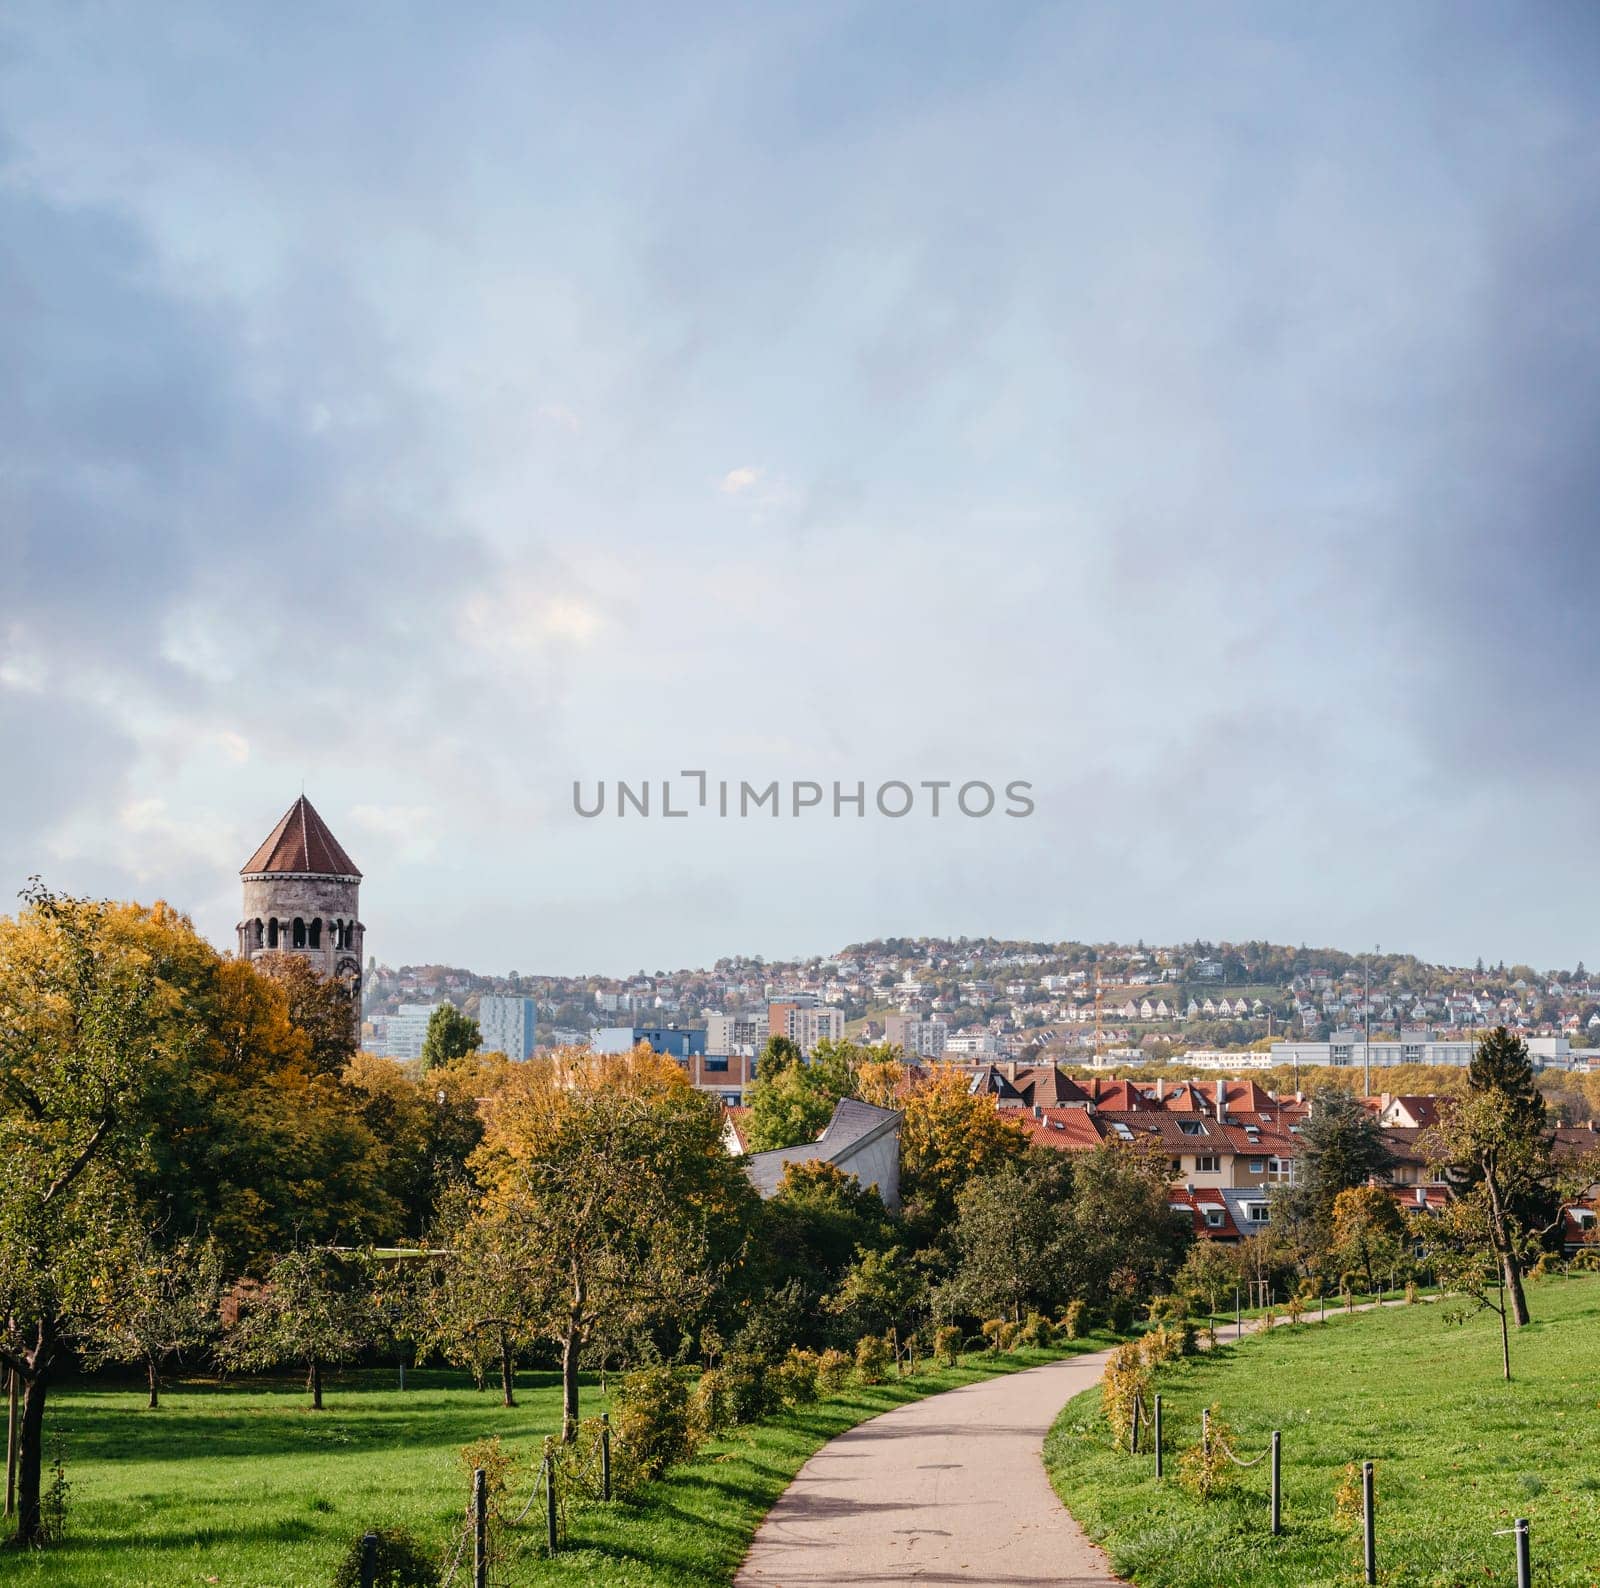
[
  {"left": 363, "top": 1002, "right": 444, "bottom": 1061},
  {"left": 768, "top": 1001, "right": 844, "bottom": 1055},
  {"left": 1270, "top": 1029, "right": 1476, "bottom": 1070},
  {"left": 478, "top": 994, "right": 538, "bottom": 1060},
  {"left": 740, "top": 1099, "right": 902, "bottom": 1208},
  {"left": 885, "top": 1014, "right": 948, "bottom": 1060},
  {"left": 707, "top": 1010, "right": 768, "bottom": 1055}
]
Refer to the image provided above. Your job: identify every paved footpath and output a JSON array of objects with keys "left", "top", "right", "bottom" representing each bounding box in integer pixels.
[
  {"left": 736, "top": 1303, "right": 1408, "bottom": 1586},
  {"left": 733, "top": 1346, "right": 1127, "bottom": 1587}
]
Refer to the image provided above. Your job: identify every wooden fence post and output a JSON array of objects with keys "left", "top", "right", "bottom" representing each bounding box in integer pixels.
[
  {"left": 1269, "top": 1431, "right": 1281, "bottom": 1535},
  {"left": 473, "top": 1466, "right": 488, "bottom": 1588},
  {"left": 1362, "top": 1460, "right": 1376, "bottom": 1585}
]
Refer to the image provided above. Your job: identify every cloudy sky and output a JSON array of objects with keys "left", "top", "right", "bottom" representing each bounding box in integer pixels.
[{"left": 3, "top": 3, "right": 1597, "bottom": 975}]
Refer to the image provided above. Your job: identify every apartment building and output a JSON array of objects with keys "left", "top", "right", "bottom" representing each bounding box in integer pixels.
[
  {"left": 885, "top": 1014, "right": 948, "bottom": 1060},
  {"left": 477, "top": 993, "right": 538, "bottom": 1060}
]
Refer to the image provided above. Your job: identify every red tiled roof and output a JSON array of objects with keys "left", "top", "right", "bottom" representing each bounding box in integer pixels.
[
  {"left": 241, "top": 796, "right": 361, "bottom": 878},
  {"left": 1168, "top": 1187, "right": 1241, "bottom": 1240},
  {"left": 1017, "top": 1107, "right": 1106, "bottom": 1150}
]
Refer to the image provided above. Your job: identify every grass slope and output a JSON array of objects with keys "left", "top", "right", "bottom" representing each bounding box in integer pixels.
[
  {"left": 1044, "top": 1278, "right": 1600, "bottom": 1587},
  {"left": 7, "top": 1340, "right": 1111, "bottom": 1586}
]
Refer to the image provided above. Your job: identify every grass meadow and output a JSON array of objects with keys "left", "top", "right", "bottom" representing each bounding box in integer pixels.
[
  {"left": 1044, "top": 1275, "right": 1600, "bottom": 1586},
  {"left": 4, "top": 1340, "right": 1111, "bottom": 1586}
]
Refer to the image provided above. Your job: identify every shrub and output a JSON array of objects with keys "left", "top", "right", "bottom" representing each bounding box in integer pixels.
[
  {"left": 816, "top": 1348, "right": 853, "bottom": 1395},
  {"left": 1404, "top": 1280, "right": 1419, "bottom": 1305},
  {"left": 771, "top": 1347, "right": 820, "bottom": 1407},
  {"left": 1142, "top": 1323, "right": 1181, "bottom": 1368},
  {"left": 1100, "top": 1340, "right": 1150, "bottom": 1448},
  {"left": 612, "top": 1365, "right": 696, "bottom": 1487},
  {"left": 551, "top": 1419, "right": 610, "bottom": 1507},
  {"left": 689, "top": 1367, "right": 728, "bottom": 1436},
  {"left": 1285, "top": 1293, "right": 1306, "bottom": 1326},
  {"left": 458, "top": 1435, "right": 514, "bottom": 1499},
  {"left": 854, "top": 1333, "right": 891, "bottom": 1385},
  {"left": 1018, "top": 1311, "right": 1057, "bottom": 1348},
  {"left": 1178, "top": 1319, "right": 1199, "bottom": 1356},
  {"left": 40, "top": 1434, "right": 69, "bottom": 1546},
  {"left": 1178, "top": 1405, "right": 1236, "bottom": 1501},
  {"left": 722, "top": 1355, "right": 776, "bottom": 1425},
  {"left": 1061, "top": 1299, "right": 1089, "bottom": 1340},
  {"left": 329, "top": 1526, "right": 435, "bottom": 1588},
  {"left": 1147, "top": 1294, "right": 1187, "bottom": 1324},
  {"left": 1107, "top": 1296, "right": 1135, "bottom": 1333},
  {"left": 981, "top": 1318, "right": 1007, "bottom": 1355},
  {"left": 1334, "top": 1460, "right": 1368, "bottom": 1522},
  {"left": 934, "top": 1325, "right": 963, "bottom": 1367}
]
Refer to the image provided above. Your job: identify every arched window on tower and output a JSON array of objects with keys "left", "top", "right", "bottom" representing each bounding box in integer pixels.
[
  {"left": 332, "top": 919, "right": 344, "bottom": 950},
  {"left": 309, "top": 919, "right": 322, "bottom": 949},
  {"left": 267, "top": 919, "right": 279, "bottom": 949},
  {"left": 292, "top": 918, "right": 306, "bottom": 949},
  {"left": 253, "top": 918, "right": 264, "bottom": 949}
]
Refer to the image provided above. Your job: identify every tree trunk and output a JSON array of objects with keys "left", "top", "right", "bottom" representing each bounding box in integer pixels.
[
  {"left": 1483, "top": 1171, "right": 1531, "bottom": 1326},
  {"left": 9, "top": 1366, "right": 47, "bottom": 1548},
  {"left": 499, "top": 1337, "right": 516, "bottom": 1408},
  {"left": 145, "top": 1359, "right": 160, "bottom": 1411},
  {"left": 308, "top": 1359, "right": 323, "bottom": 1411},
  {"left": 561, "top": 1325, "right": 582, "bottom": 1442}
]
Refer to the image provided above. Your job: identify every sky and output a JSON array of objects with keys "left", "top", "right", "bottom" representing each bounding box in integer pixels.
[{"left": 2, "top": 2, "right": 1598, "bottom": 976}]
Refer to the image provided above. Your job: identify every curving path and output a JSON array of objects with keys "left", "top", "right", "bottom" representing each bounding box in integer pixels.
[
  {"left": 736, "top": 1302, "right": 1412, "bottom": 1586},
  {"left": 733, "top": 1346, "right": 1127, "bottom": 1587}
]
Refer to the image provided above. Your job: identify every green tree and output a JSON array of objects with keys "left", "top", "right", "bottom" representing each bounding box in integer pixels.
[
  {"left": 78, "top": 1227, "right": 223, "bottom": 1408},
  {"left": 413, "top": 1181, "right": 542, "bottom": 1406},
  {"left": 1295, "top": 1089, "right": 1394, "bottom": 1231},
  {"left": 0, "top": 887, "right": 178, "bottom": 1546},
  {"left": 899, "top": 1067, "right": 1029, "bottom": 1228},
  {"left": 828, "top": 1245, "right": 926, "bottom": 1359},
  {"left": 743, "top": 1040, "right": 858, "bottom": 1151},
  {"left": 1330, "top": 1184, "right": 1405, "bottom": 1294},
  {"left": 472, "top": 1046, "right": 755, "bottom": 1437},
  {"left": 1175, "top": 1239, "right": 1243, "bottom": 1318},
  {"left": 221, "top": 1245, "right": 379, "bottom": 1409},
  {"left": 1424, "top": 1029, "right": 1562, "bottom": 1328},
  {"left": 944, "top": 1161, "right": 1065, "bottom": 1322},
  {"left": 420, "top": 1004, "right": 480, "bottom": 1070}
]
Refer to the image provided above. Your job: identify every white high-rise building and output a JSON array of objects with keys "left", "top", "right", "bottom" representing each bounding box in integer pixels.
[
  {"left": 885, "top": 1015, "right": 948, "bottom": 1060},
  {"left": 479, "top": 994, "right": 539, "bottom": 1060},
  {"left": 363, "top": 1002, "right": 444, "bottom": 1061}
]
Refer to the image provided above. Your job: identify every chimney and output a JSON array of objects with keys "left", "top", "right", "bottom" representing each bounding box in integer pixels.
[
  {"left": 1414, "top": 1186, "right": 1426, "bottom": 1207},
  {"left": 1215, "top": 1078, "right": 1227, "bottom": 1120},
  {"left": 1156, "top": 1077, "right": 1166, "bottom": 1101}
]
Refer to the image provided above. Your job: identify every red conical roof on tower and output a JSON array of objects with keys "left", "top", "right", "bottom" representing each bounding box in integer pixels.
[{"left": 241, "top": 796, "right": 361, "bottom": 878}]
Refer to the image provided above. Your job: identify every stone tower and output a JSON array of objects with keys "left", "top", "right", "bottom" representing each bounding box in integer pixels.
[{"left": 237, "top": 795, "right": 365, "bottom": 1011}]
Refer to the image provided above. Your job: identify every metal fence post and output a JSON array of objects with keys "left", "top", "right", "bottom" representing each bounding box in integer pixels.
[
  {"left": 545, "top": 1445, "right": 558, "bottom": 1556},
  {"left": 601, "top": 1411, "right": 612, "bottom": 1502},
  {"left": 1270, "top": 1431, "right": 1281, "bottom": 1535},
  {"left": 359, "top": 1531, "right": 379, "bottom": 1588},
  {"left": 1201, "top": 1407, "right": 1210, "bottom": 1455},
  {"left": 1514, "top": 1517, "right": 1531, "bottom": 1588},
  {"left": 1153, "top": 1394, "right": 1163, "bottom": 1479},
  {"left": 473, "top": 1466, "right": 488, "bottom": 1588},
  {"left": 1362, "top": 1460, "right": 1376, "bottom": 1585}
]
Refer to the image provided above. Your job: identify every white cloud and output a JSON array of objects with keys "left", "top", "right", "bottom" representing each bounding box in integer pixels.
[{"left": 719, "top": 465, "right": 762, "bottom": 495}]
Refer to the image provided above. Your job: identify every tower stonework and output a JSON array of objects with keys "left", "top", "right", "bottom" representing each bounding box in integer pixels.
[{"left": 237, "top": 796, "right": 365, "bottom": 1012}]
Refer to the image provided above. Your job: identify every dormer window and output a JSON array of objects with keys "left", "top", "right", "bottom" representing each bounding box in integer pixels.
[{"left": 1178, "top": 1121, "right": 1208, "bottom": 1136}]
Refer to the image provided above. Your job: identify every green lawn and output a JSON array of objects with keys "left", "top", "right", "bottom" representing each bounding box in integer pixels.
[
  {"left": 7, "top": 1339, "right": 1114, "bottom": 1586},
  {"left": 1044, "top": 1277, "right": 1600, "bottom": 1587}
]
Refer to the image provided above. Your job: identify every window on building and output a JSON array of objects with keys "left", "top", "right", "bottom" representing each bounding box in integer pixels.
[
  {"left": 308, "top": 918, "right": 321, "bottom": 949},
  {"left": 1246, "top": 1203, "right": 1270, "bottom": 1223},
  {"left": 292, "top": 918, "right": 306, "bottom": 949},
  {"left": 1178, "top": 1121, "right": 1208, "bottom": 1136},
  {"left": 1193, "top": 1155, "right": 1220, "bottom": 1174},
  {"left": 704, "top": 1055, "right": 728, "bottom": 1072},
  {"left": 267, "top": 919, "right": 279, "bottom": 948},
  {"left": 1248, "top": 1157, "right": 1265, "bottom": 1174}
]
